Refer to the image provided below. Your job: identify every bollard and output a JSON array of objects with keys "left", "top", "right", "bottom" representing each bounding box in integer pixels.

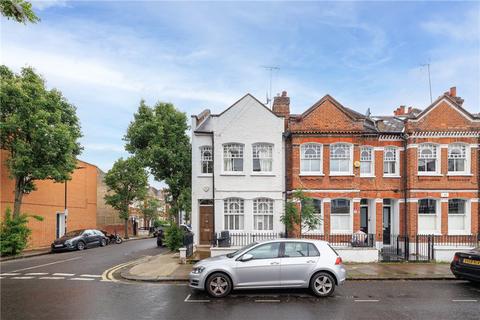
[{"left": 179, "top": 247, "right": 187, "bottom": 264}]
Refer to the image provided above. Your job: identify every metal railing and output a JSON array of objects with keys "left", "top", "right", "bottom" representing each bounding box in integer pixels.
[
  {"left": 212, "top": 232, "right": 283, "bottom": 247},
  {"left": 301, "top": 233, "right": 376, "bottom": 248}
]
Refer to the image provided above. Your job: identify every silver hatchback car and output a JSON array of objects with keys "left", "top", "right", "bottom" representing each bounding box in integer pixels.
[{"left": 189, "top": 239, "right": 346, "bottom": 298}]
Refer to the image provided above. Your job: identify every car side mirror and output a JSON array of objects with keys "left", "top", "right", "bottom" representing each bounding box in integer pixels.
[{"left": 240, "top": 253, "right": 253, "bottom": 262}]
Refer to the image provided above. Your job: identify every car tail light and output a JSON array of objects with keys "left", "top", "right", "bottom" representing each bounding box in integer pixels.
[
  {"left": 335, "top": 257, "right": 343, "bottom": 265},
  {"left": 453, "top": 254, "right": 460, "bottom": 263}
]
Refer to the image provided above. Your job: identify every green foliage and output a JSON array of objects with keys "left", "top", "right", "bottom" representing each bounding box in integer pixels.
[
  {"left": 124, "top": 100, "right": 191, "bottom": 220},
  {"left": 104, "top": 157, "right": 148, "bottom": 237},
  {"left": 0, "top": 65, "right": 82, "bottom": 216},
  {"left": 281, "top": 189, "right": 320, "bottom": 234},
  {"left": 153, "top": 219, "right": 169, "bottom": 228},
  {"left": 0, "top": 0, "right": 39, "bottom": 24},
  {"left": 0, "top": 207, "right": 43, "bottom": 256},
  {"left": 139, "top": 196, "right": 160, "bottom": 223},
  {"left": 164, "top": 223, "right": 185, "bottom": 252}
]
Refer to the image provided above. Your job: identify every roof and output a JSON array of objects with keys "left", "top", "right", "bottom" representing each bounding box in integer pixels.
[
  {"left": 410, "top": 93, "right": 478, "bottom": 121},
  {"left": 373, "top": 116, "right": 405, "bottom": 133}
]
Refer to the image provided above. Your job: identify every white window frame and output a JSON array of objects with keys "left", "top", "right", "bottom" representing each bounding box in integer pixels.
[
  {"left": 418, "top": 143, "right": 440, "bottom": 175},
  {"left": 301, "top": 198, "right": 324, "bottom": 234},
  {"left": 222, "top": 143, "right": 244, "bottom": 174},
  {"left": 383, "top": 146, "right": 400, "bottom": 177},
  {"left": 360, "top": 146, "right": 374, "bottom": 177},
  {"left": 330, "top": 198, "right": 352, "bottom": 234},
  {"left": 448, "top": 199, "right": 471, "bottom": 235},
  {"left": 447, "top": 143, "right": 470, "bottom": 176},
  {"left": 300, "top": 143, "right": 323, "bottom": 175},
  {"left": 200, "top": 145, "right": 213, "bottom": 175},
  {"left": 223, "top": 198, "right": 244, "bottom": 231},
  {"left": 329, "top": 143, "right": 353, "bottom": 176},
  {"left": 417, "top": 198, "right": 441, "bottom": 234},
  {"left": 253, "top": 198, "right": 274, "bottom": 231},
  {"left": 252, "top": 143, "right": 273, "bottom": 174}
]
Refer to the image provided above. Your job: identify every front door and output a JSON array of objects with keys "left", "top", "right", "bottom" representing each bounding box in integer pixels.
[
  {"left": 360, "top": 206, "right": 368, "bottom": 234},
  {"left": 199, "top": 202, "right": 214, "bottom": 245},
  {"left": 234, "top": 242, "right": 281, "bottom": 288},
  {"left": 383, "top": 206, "right": 391, "bottom": 245},
  {"left": 56, "top": 212, "right": 66, "bottom": 238}
]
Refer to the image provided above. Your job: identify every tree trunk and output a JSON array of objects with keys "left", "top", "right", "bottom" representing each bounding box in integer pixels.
[
  {"left": 13, "top": 177, "right": 25, "bottom": 217},
  {"left": 124, "top": 218, "right": 129, "bottom": 239}
]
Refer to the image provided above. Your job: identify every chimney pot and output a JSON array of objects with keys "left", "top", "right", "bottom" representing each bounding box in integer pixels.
[
  {"left": 449, "top": 87, "right": 456, "bottom": 97},
  {"left": 281, "top": 91, "right": 287, "bottom": 97}
]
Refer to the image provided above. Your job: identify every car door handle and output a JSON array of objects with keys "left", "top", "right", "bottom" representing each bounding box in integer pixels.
[
  {"left": 307, "top": 260, "right": 316, "bottom": 264},
  {"left": 270, "top": 262, "right": 280, "bottom": 265}
]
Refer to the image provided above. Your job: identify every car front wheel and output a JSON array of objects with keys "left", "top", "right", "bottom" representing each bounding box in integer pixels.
[
  {"left": 310, "top": 272, "right": 335, "bottom": 297},
  {"left": 205, "top": 273, "right": 232, "bottom": 298},
  {"left": 77, "top": 241, "right": 86, "bottom": 251}
]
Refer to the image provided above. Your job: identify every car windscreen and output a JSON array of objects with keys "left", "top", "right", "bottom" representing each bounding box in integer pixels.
[
  {"left": 226, "top": 242, "right": 258, "bottom": 258},
  {"left": 64, "top": 230, "right": 84, "bottom": 237}
]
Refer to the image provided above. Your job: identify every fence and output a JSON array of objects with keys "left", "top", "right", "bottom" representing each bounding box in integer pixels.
[
  {"left": 212, "top": 232, "right": 283, "bottom": 247},
  {"left": 301, "top": 233, "right": 375, "bottom": 248}
]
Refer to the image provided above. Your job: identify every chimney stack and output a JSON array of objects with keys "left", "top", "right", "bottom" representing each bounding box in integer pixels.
[
  {"left": 394, "top": 105, "right": 406, "bottom": 116},
  {"left": 272, "top": 91, "right": 290, "bottom": 129},
  {"left": 449, "top": 87, "right": 457, "bottom": 97}
]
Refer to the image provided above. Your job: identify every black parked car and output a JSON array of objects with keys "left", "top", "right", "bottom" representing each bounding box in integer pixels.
[
  {"left": 450, "top": 247, "right": 480, "bottom": 282},
  {"left": 51, "top": 229, "right": 108, "bottom": 252}
]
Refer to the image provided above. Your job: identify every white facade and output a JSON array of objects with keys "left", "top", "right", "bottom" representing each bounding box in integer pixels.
[{"left": 191, "top": 94, "right": 285, "bottom": 245}]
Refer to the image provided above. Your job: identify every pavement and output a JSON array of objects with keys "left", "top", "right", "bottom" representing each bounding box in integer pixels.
[
  {"left": 120, "top": 251, "right": 455, "bottom": 282},
  {"left": 2, "top": 238, "right": 479, "bottom": 320}
]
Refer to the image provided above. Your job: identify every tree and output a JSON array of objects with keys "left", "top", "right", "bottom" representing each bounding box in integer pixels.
[
  {"left": 0, "top": 65, "right": 82, "bottom": 217},
  {"left": 0, "top": 207, "right": 43, "bottom": 256},
  {"left": 0, "top": 0, "right": 39, "bottom": 24},
  {"left": 139, "top": 196, "right": 160, "bottom": 228},
  {"left": 281, "top": 189, "right": 320, "bottom": 235},
  {"left": 124, "top": 100, "right": 191, "bottom": 223},
  {"left": 104, "top": 157, "right": 148, "bottom": 239}
]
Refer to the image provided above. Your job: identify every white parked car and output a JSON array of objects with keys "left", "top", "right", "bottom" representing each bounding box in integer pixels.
[{"left": 189, "top": 239, "right": 346, "bottom": 298}]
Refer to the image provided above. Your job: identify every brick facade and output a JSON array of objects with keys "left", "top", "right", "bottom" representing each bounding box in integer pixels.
[{"left": 274, "top": 88, "right": 480, "bottom": 243}]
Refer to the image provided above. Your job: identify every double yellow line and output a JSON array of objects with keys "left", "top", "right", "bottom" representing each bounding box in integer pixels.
[{"left": 102, "top": 256, "right": 150, "bottom": 283}]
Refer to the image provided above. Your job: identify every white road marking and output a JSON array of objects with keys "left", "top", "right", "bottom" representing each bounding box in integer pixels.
[
  {"left": 184, "top": 294, "right": 210, "bottom": 303},
  {"left": 0, "top": 273, "right": 20, "bottom": 276},
  {"left": 11, "top": 276, "right": 35, "bottom": 280},
  {"left": 39, "top": 277, "right": 65, "bottom": 280},
  {"left": 355, "top": 299, "right": 379, "bottom": 302},
  {"left": 25, "top": 272, "right": 48, "bottom": 276},
  {"left": 80, "top": 274, "right": 102, "bottom": 278},
  {"left": 69, "top": 277, "right": 94, "bottom": 281},
  {"left": 10, "top": 256, "right": 82, "bottom": 273},
  {"left": 254, "top": 299, "right": 281, "bottom": 303},
  {"left": 53, "top": 273, "right": 75, "bottom": 276},
  {"left": 452, "top": 299, "right": 478, "bottom": 302}
]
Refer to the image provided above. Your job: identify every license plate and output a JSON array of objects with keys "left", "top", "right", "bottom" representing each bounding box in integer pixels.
[
  {"left": 462, "top": 258, "right": 480, "bottom": 266},
  {"left": 54, "top": 244, "right": 63, "bottom": 247}
]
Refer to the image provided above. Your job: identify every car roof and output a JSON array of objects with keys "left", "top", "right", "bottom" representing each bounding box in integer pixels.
[{"left": 256, "top": 238, "right": 328, "bottom": 245}]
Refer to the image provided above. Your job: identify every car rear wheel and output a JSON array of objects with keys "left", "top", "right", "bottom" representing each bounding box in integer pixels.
[
  {"left": 77, "top": 241, "right": 86, "bottom": 251},
  {"left": 100, "top": 238, "right": 107, "bottom": 247},
  {"left": 205, "top": 273, "right": 232, "bottom": 298},
  {"left": 310, "top": 272, "right": 335, "bottom": 297}
]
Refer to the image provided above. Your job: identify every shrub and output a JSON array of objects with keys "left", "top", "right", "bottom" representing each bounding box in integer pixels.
[
  {"left": 0, "top": 208, "right": 43, "bottom": 256},
  {"left": 153, "top": 219, "right": 169, "bottom": 228},
  {"left": 164, "top": 223, "right": 185, "bottom": 252}
]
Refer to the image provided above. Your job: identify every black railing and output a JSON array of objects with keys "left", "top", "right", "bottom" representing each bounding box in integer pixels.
[
  {"left": 212, "top": 232, "right": 283, "bottom": 247},
  {"left": 427, "top": 234, "right": 478, "bottom": 247},
  {"left": 301, "top": 233, "right": 376, "bottom": 248}
]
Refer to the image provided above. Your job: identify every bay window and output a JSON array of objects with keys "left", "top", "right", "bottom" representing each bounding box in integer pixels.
[
  {"left": 252, "top": 143, "right": 273, "bottom": 173},
  {"left": 418, "top": 144, "right": 439, "bottom": 174},
  {"left": 224, "top": 198, "right": 244, "bottom": 230},
  {"left": 253, "top": 198, "right": 274, "bottom": 231},
  {"left": 223, "top": 143, "right": 244, "bottom": 172},
  {"left": 331, "top": 199, "right": 351, "bottom": 233},
  {"left": 300, "top": 143, "right": 322, "bottom": 174},
  {"left": 330, "top": 143, "right": 352, "bottom": 175}
]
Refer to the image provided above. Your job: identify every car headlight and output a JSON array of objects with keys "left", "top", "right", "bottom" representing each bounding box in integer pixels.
[
  {"left": 65, "top": 240, "right": 72, "bottom": 245},
  {"left": 192, "top": 266, "right": 205, "bottom": 274}
]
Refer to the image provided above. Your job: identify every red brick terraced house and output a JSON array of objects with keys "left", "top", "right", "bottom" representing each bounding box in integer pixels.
[{"left": 272, "top": 88, "right": 480, "bottom": 262}]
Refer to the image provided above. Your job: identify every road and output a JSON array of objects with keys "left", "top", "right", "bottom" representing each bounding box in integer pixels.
[{"left": 1, "top": 239, "right": 479, "bottom": 320}]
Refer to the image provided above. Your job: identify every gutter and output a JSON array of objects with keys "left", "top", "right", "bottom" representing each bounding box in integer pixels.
[{"left": 402, "top": 132, "right": 408, "bottom": 238}]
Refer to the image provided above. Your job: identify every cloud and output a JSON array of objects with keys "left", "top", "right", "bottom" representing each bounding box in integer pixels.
[
  {"left": 31, "top": 0, "right": 68, "bottom": 10},
  {"left": 421, "top": 9, "right": 480, "bottom": 42}
]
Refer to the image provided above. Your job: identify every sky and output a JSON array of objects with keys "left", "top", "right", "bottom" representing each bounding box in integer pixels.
[{"left": 1, "top": 0, "right": 479, "bottom": 188}]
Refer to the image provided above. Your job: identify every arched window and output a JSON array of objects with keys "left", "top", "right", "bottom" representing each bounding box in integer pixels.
[
  {"left": 223, "top": 143, "right": 244, "bottom": 172},
  {"left": 360, "top": 146, "right": 374, "bottom": 176},
  {"left": 383, "top": 147, "right": 398, "bottom": 176},
  {"left": 448, "top": 144, "right": 468, "bottom": 174},
  {"left": 253, "top": 198, "right": 274, "bottom": 230},
  {"left": 252, "top": 143, "right": 273, "bottom": 172},
  {"left": 200, "top": 146, "right": 213, "bottom": 174},
  {"left": 224, "top": 198, "right": 244, "bottom": 230},
  {"left": 330, "top": 199, "right": 351, "bottom": 233},
  {"left": 300, "top": 143, "right": 322, "bottom": 174},
  {"left": 330, "top": 143, "right": 352, "bottom": 175},
  {"left": 418, "top": 144, "right": 438, "bottom": 174}
]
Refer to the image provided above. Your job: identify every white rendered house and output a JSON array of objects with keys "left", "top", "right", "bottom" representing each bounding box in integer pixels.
[{"left": 191, "top": 94, "right": 285, "bottom": 246}]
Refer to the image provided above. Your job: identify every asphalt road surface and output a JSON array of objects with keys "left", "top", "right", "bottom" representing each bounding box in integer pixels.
[{"left": 1, "top": 239, "right": 479, "bottom": 320}]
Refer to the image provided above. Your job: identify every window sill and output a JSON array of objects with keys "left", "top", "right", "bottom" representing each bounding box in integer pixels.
[
  {"left": 447, "top": 173, "right": 473, "bottom": 177},
  {"left": 360, "top": 175, "right": 376, "bottom": 178},
  {"left": 220, "top": 173, "right": 245, "bottom": 176},
  {"left": 251, "top": 173, "right": 276, "bottom": 177},
  {"left": 448, "top": 231, "right": 471, "bottom": 236},
  {"left": 197, "top": 174, "right": 213, "bottom": 178},
  {"left": 299, "top": 173, "right": 324, "bottom": 177},
  {"left": 383, "top": 175, "right": 401, "bottom": 178},
  {"left": 329, "top": 173, "right": 354, "bottom": 177},
  {"left": 418, "top": 232, "right": 442, "bottom": 236},
  {"left": 331, "top": 231, "right": 353, "bottom": 235}
]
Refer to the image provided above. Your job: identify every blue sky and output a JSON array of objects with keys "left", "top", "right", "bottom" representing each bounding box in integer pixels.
[{"left": 2, "top": 1, "right": 479, "bottom": 187}]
